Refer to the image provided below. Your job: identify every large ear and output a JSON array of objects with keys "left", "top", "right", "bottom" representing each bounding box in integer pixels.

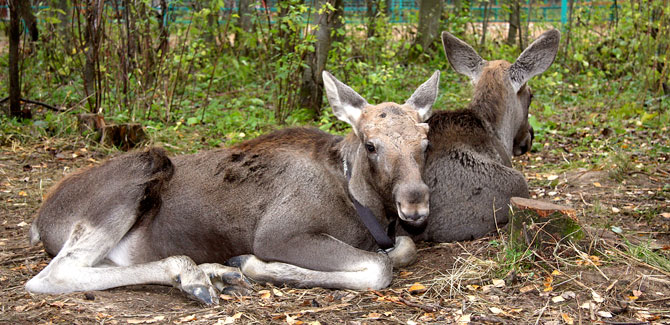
[
  {"left": 441, "top": 31, "right": 485, "bottom": 83},
  {"left": 322, "top": 71, "right": 368, "bottom": 130},
  {"left": 405, "top": 70, "right": 440, "bottom": 122},
  {"left": 509, "top": 29, "right": 561, "bottom": 92}
]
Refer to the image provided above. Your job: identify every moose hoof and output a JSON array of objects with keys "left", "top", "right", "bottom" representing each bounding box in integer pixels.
[
  {"left": 183, "top": 284, "right": 219, "bottom": 305},
  {"left": 198, "top": 262, "right": 253, "bottom": 294}
]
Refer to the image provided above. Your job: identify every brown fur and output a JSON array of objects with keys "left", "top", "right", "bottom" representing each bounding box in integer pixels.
[
  {"left": 406, "top": 30, "right": 560, "bottom": 242},
  {"left": 25, "top": 71, "right": 441, "bottom": 302}
]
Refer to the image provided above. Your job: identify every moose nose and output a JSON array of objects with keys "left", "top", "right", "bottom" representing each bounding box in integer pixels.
[{"left": 395, "top": 184, "right": 430, "bottom": 226}]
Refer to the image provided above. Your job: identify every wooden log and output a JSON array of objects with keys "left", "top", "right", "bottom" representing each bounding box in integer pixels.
[
  {"left": 507, "top": 197, "right": 582, "bottom": 249},
  {"left": 77, "top": 114, "right": 145, "bottom": 150},
  {"left": 100, "top": 124, "right": 146, "bottom": 151}
]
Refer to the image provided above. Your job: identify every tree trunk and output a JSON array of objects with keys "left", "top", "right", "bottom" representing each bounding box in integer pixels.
[
  {"left": 18, "top": 0, "right": 39, "bottom": 41},
  {"left": 238, "top": 0, "right": 255, "bottom": 33},
  {"left": 479, "top": 0, "right": 490, "bottom": 50},
  {"left": 7, "top": 0, "right": 28, "bottom": 118},
  {"left": 413, "top": 0, "right": 443, "bottom": 53},
  {"left": 157, "top": 0, "right": 169, "bottom": 56},
  {"left": 507, "top": 197, "right": 581, "bottom": 251},
  {"left": 506, "top": 0, "right": 520, "bottom": 46},
  {"left": 83, "top": 0, "right": 104, "bottom": 113},
  {"left": 298, "top": 0, "right": 343, "bottom": 117}
]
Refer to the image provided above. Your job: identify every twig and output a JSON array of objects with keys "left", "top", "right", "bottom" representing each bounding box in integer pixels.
[
  {"left": 472, "top": 314, "right": 505, "bottom": 323},
  {"left": 571, "top": 242, "right": 610, "bottom": 281},
  {"left": 0, "top": 97, "right": 64, "bottom": 112},
  {"left": 399, "top": 295, "right": 439, "bottom": 313},
  {"left": 605, "top": 242, "right": 670, "bottom": 277},
  {"left": 275, "top": 303, "right": 351, "bottom": 316},
  {"left": 534, "top": 298, "right": 550, "bottom": 325},
  {"left": 636, "top": 296, "right": 670, "bottom": 303}
]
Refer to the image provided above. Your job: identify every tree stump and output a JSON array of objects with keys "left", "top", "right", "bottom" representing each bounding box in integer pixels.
[
  {"left": 77, "top": 114, "right": 145, "bottom": 150},
  {"left": 100, "top": 124, "right": 146, "bottom": 151},
  {"left": 507, "top": 197, "right": 582, "bottom": 250}
]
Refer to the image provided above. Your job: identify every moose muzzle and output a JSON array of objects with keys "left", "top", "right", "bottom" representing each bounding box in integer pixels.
[{"left": 395, "top": 183, "right": 430, "bottom": 226}]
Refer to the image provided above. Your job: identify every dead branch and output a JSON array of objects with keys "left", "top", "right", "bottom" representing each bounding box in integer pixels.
[{"left": 0, "top": 97, "right": 65, "bottom": 112}]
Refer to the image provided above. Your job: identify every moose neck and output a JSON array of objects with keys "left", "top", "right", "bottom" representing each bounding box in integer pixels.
[
  {"left": 469, "top": 69, "right": 517, "bottom": 157},
  {"left": 338, "top": 133, "right": 388, "bottom": 222}
]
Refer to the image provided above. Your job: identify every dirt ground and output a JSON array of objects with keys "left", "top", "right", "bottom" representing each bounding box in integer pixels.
[{"left": 1, "top": 129, "right": 669, "bottom": 324}]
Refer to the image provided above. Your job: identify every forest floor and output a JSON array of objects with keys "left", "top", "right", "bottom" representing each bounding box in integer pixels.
[{"left": 1, "top": 117, "right": 669, "bottom": 324}]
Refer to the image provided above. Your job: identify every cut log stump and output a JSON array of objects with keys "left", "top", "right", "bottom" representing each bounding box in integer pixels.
[
  {"left": 77, "top": 114, "right": 145, "bottom": 150},
  {"left": 100, "top": 124, "right": 146, "bottom": 151},
  {"left": 507, "top": 197, "right": 582, "bottom": 250}
]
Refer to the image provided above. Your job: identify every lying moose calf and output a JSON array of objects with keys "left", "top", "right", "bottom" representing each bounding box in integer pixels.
[
  {"left": 409, "top": 29, "right": 561, "bottom": 242},
  {"left": 25, "top": 70, "right": 441, "bottom": 304}
]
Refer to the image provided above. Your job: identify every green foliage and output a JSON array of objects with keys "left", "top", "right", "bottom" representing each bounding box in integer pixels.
[{"left": 0, "top": 1, "right": 667, "bottom": 158}]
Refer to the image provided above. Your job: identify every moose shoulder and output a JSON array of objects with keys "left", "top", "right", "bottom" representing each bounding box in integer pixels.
[
  {"left": 25, "top": 71, "right": 441, "bottom": 304},
  {"left": 406, "top": 30, "right": 561, "bottom": 242}
]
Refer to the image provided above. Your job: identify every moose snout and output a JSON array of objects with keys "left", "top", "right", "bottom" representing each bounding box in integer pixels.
[
  {"left": 513, "top": 127, "right": 534, "bottom": 156},
  {"left": 395, "top": 183, "right": 430, "bottom": 226}
]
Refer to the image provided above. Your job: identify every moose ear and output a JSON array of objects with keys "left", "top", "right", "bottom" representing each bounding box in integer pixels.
[
  {"left": 322, "top": 71, "right": 369, "bottom": 130},
  {"left": 405, "top": 70, "right": 440, "bottom": 122},
  {"left": 508, "top": 29, "right": 561, "bottom": 92},
  {"left": 441, "top": 31, "right": 485, "bottom": 83}
]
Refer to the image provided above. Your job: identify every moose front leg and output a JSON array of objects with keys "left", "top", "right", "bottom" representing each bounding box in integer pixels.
[
  {"left": 386, "top": 236, "right": 417, "bottom": 268},
  {"left": 235, "top": 233, "right": 394, "bottom": 290}
]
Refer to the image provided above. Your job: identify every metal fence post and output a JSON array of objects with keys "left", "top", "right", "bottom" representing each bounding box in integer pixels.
[{"left": 561, "top": 0, "right": 567, "bottom": 26}]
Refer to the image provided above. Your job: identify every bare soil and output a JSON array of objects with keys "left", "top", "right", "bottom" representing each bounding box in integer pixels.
[{"left": 1, "top": 132, "right": 669, "bottom": 324}]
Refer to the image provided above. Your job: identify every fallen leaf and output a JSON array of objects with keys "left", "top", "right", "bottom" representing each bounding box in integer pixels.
[
  {"left": 491, "top": 279, "right": 505, "bottom": 287},
  {"left": 580, "top": 302, "right": 593, "bottom": 309},
  {"left": 178, "top": 314, "right": 196, "bottom": 323},
  {"left": 547, "top": 175, "right": 559, "bottom": 181},
  {"left": 489, "top": 307, "right": 503, "bottom": 315},
  {"left": 285, "top": 314, "right": 303, "bottom": 325},
  {"left": 551, "top": 270, "right": 562, "bottom": 276},
  {"left": 365, "top": 312, "right": 382, "bottom": 319},
  {"left": 399, "top": 271, "right": 413, "bottom": 277},
  {"left": 561, "top": 291, "right": 576, "bottom": 300},
  {"left": 519, "top": 285, "right": 536, "bottom": 293},
  {"left": 408, "top": 282, "right": 427, "bottom": 294},
  {"left": 593, "top": 182, "right": 602, "bottom": 187},
  {"left": 216, "top": 312, "right": 243, "bottom": 324},
  {"left": 662, "top": 213, "right": 670, "bottom": 219},
  {"left": 18, "top": 191, "right": 27, "bottom": 196},
  {"left": 273, "top": 288, "right": 284, "bottom": 297},
  {"left": 17, "top": 221, "right": 28, "bottom": 227},
  {"left": 612, "top": 207, "right": 620, "bottom": 213},
  {"left": 50, "top": 301, "right": 65, "bottom": 308},
  {"left": 597, "top": 311, "right": 613, "bottom": 318},
  {"left": 561, "top": 313, "right": 574, "bottom": 325},
  {"left": 259, "top": 290, "right": 271, "bottom": 299},
  {"left": 632, "top": 289, "right": 642, "bottom": 297},
  {"left": 552, "top": 296, "right": 565, "bottom": 303}
]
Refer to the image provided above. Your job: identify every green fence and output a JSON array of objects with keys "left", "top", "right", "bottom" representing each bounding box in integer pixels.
[{"left": 0, "top": 0, "right": 619, "bottom": 25}]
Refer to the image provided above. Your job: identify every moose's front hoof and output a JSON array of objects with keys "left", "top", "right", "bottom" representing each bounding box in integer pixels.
[{"left": 183, "top": 284, "right": 218, "bottom": 305}]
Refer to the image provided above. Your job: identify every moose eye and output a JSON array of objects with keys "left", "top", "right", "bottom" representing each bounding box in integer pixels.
[{"left": 365, "top": 143, "right": 376, "bottom": 153}]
